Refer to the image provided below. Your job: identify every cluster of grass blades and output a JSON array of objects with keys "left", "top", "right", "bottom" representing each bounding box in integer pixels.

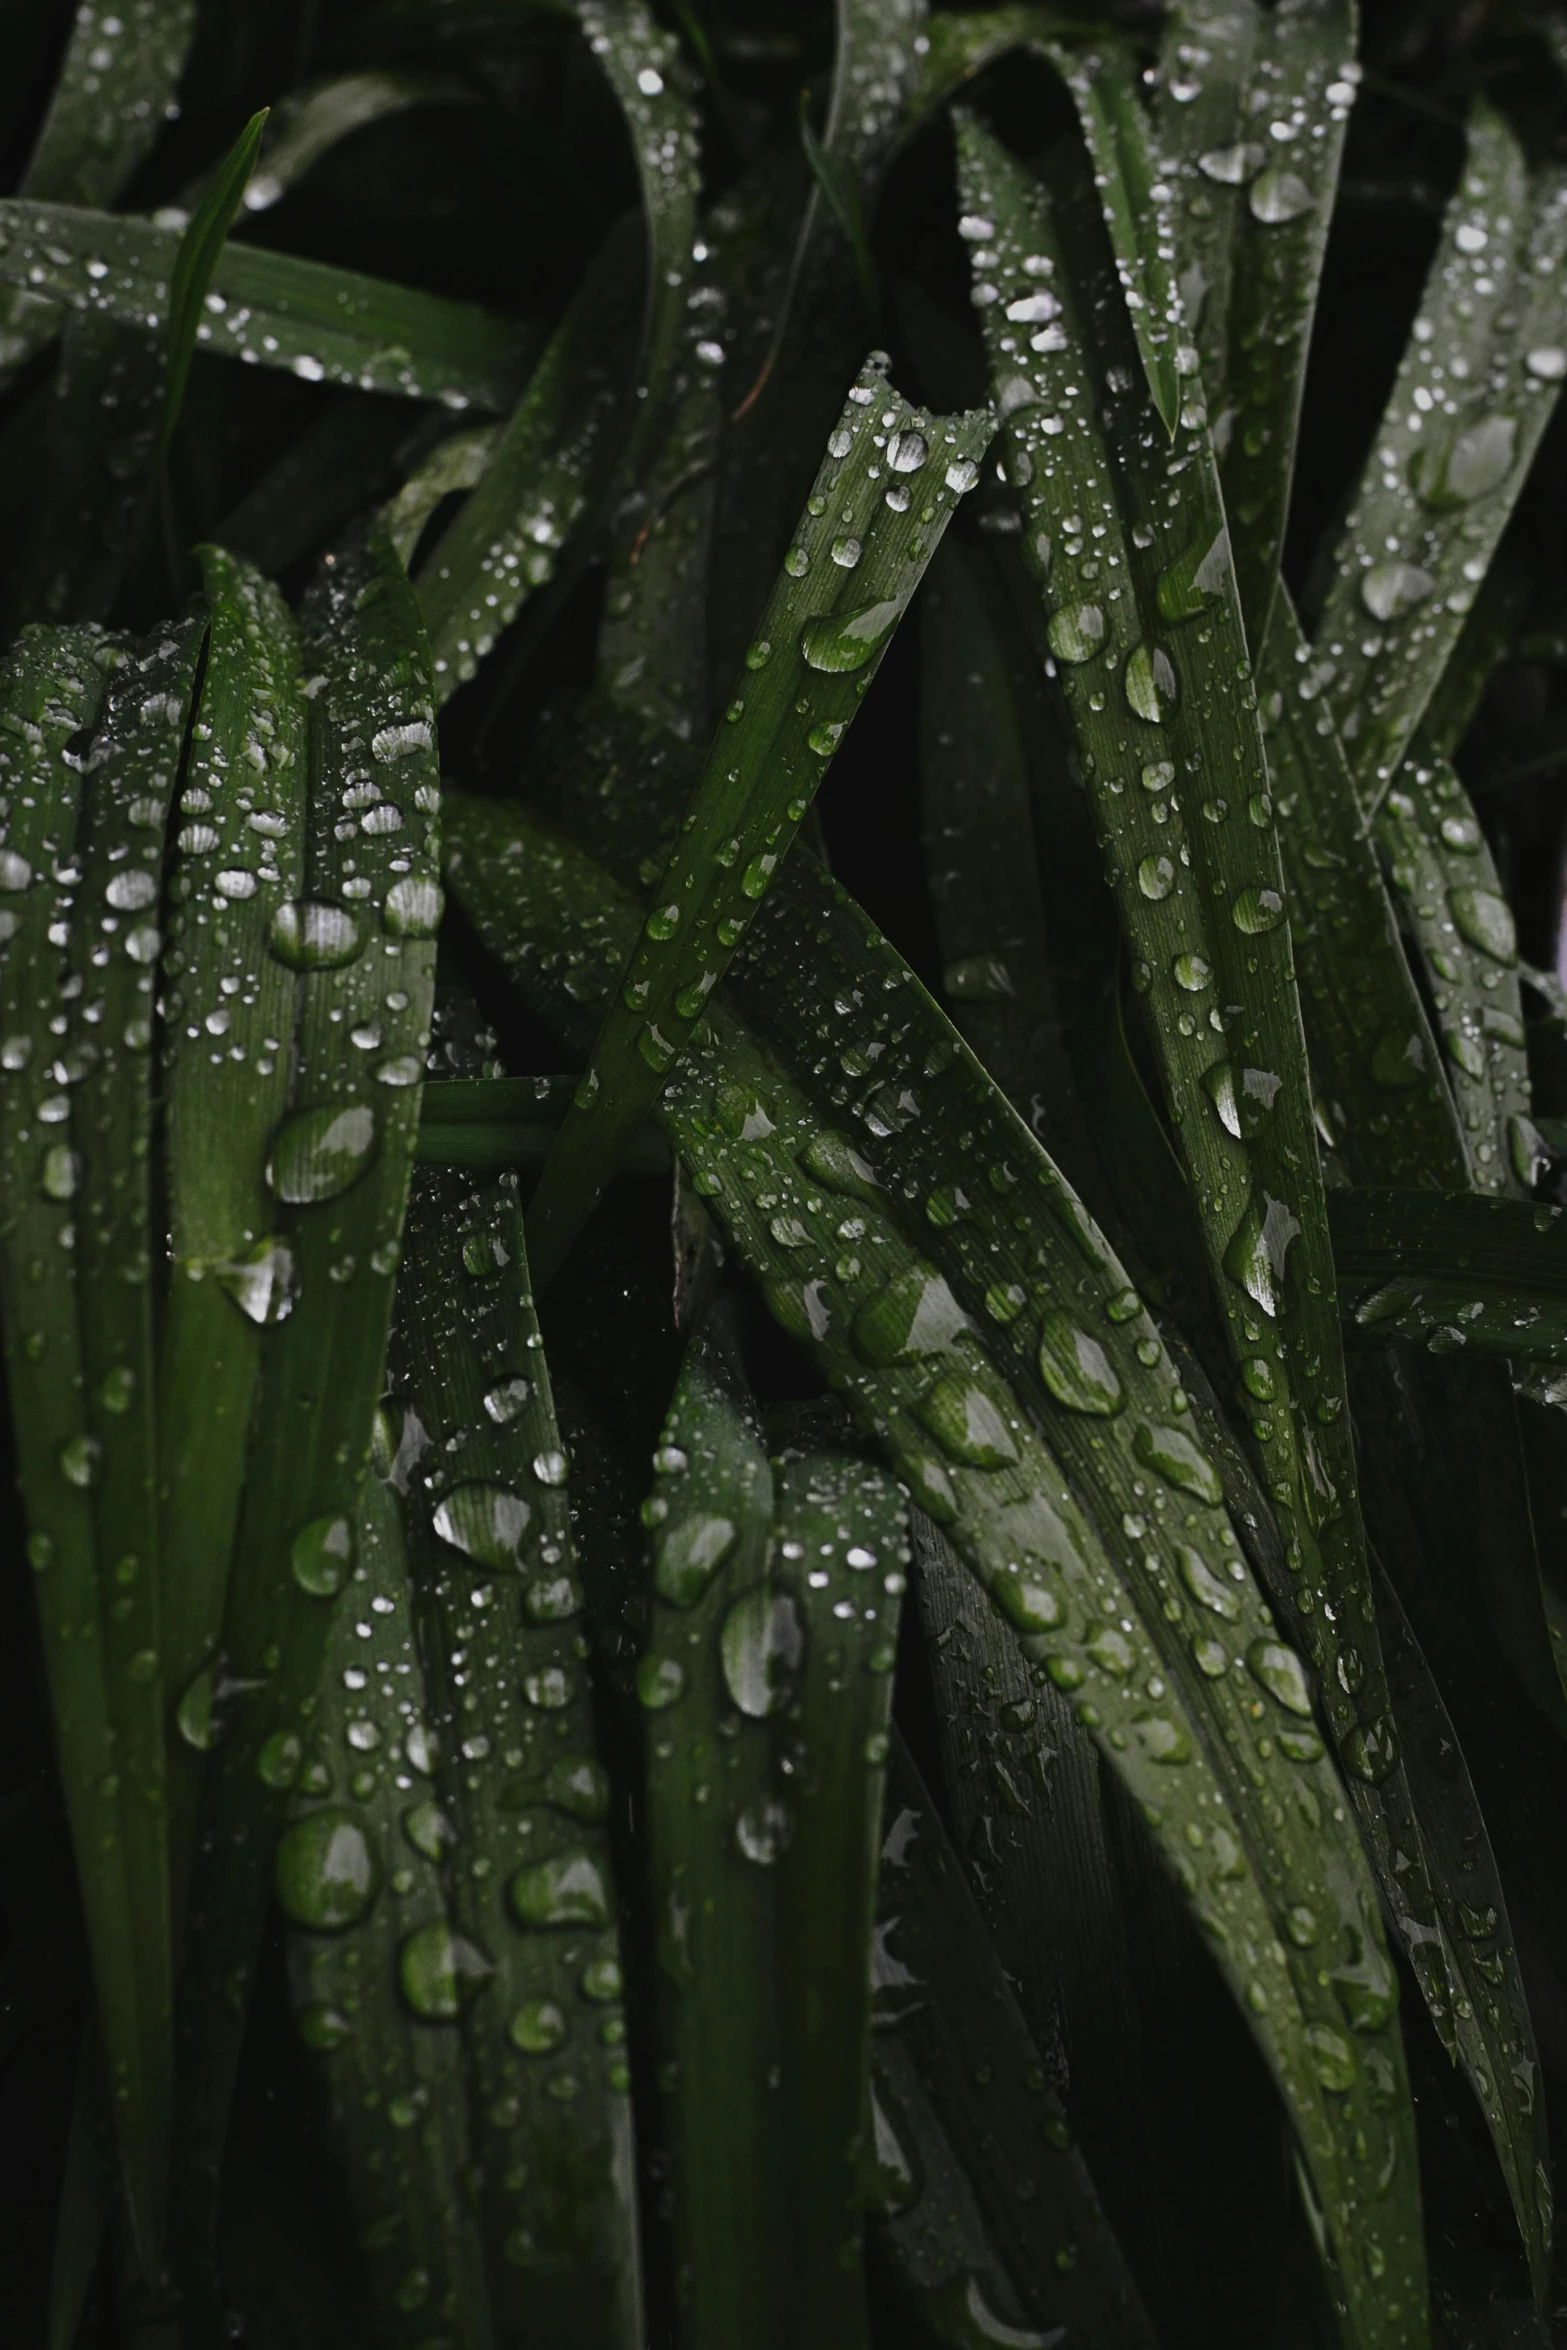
[{"left": 7, "top": 1, "right": 1567, "bottom": 2346}]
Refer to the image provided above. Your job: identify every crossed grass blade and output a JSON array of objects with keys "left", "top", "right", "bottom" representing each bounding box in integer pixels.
[
  {"left": 1158, "top": 0, "right": 1358, "bottom": 649},
  {"left": 0, "top": 202, "right": 539, "bottom": 413},
  {"left": 173, "top": 521, "right": 441, "bottom": 2271},
  {"left": 158, "top": 546, "right": 307, "bottom": 1912},
  {"left": 217, "top": 400, "right": 445, "bottom": 581},
  {"left": 444, "top": 797, "right": 1429, "bottom": 2345},
  {"left": 524, "top": 357, "right": 993, "bottom": 1289},
  {"left": 955, "top": 103, "right": 1446, "bottom": 1969},
  {"left": 279, "top": 1464, "right": 494, "bottom": 2350},
  {"left": 0, "top": 622, "right": 185, "bottom": 2283},
  {"left": 394, "top": 1169, "right": 643, "bottom": 2347},
  {"left": 0, "top": 0, "right": 197, "bottom": 390},
  {"left": 873, "top": 1721, "right": 1158, "bottom": 2343},
  {"left": 1309, "top": 103, "right": 1567, "bottom": 810}
]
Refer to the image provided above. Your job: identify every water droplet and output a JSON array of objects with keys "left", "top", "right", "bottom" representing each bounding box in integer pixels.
[
  {"left": 991, "top": 1569, "right": 1063, "bottom": 1634},
  {"left": 106, "top": 869, "right": 157, "bottom": 913},
  {"left": 1305, "top": 2024, "right": 1357, "bottom": 2092},
  {"left": 852, "top": 1264, "right": 968, "bottom": 1365},
  {"left": 1411, "top": 414, "right": 1515, "bottom": 510},
  {"left": 830, "top": 535, "right": 863, "bottom": 569},
  {"left": 655, "top": 1512, "right": 738, "bottom": 1607},
  {"left": 799, "top": 599, "right": 900, "bottom": 674},
  {"left": 1246, "top": 1638, "right": 1314, "bottom": 1716},
  {"left": 177, "top": 1668, "right": 220, "bottom": 1751},
  {"left": 1248, "top": 167, "right": 1314, "bottom": 223},
  {"left": 736, "top": 1797, "right": 793, "bottom": 1864},
  {"left": 214, "top": 1237, "right": 295, "bottom": 1326},
  {"left": 291, "top": 1514, "right": 353, "bottom": 1598},
  {"left": 1343, "top": 1713, "right": 1399, "bottom": 1786},
  {"left": 532, "top": 1448, "right": 568, "bottom": 1487},
  {"left": 1178, "top": 1544, "right": 1242, "bottom": 1619},
  {"left": 914, "top": 1375, "right": 1020, "bottom": 1467},
  {"left": 1360, "top": 562, "right": 1434, "bottom": 622},
  {"left": 1197, "top": 142, "right": 1263, "bottom": 184},
  {"left": 720, "top": 1587, "right": 804, "bottom": 1717},
  {"left": 275, "top": 1809, "right": 380, "bottom": 1931},
  {"left": 1157, "top": 528, "right": 1231, "bottom": 622},
  {"left": 508, "top": 1850, "right": 612, "bottom": 1930},
  {"left": 59, "top": 1434, "right": 102, "bottom": 1488},
  {"left": 546, "top": 1756, "right": 610, "bottom": 1821},
  {"left": 645, "top": 902, "right": 681, "bottom": 941},
  {"left": 1037, "top": 1314, "right": 1124, "bottom": 1415},
  {"left": 1202, "top": 1061, "right": 1281, "bottom": 1139},
  {"left": 1223, "top": 1190, "right": 1299, "bottom": 1317},
  {"left": 1124, "top": 642, "right": 1177, "bottom": 722},
  {"left": 267, "top": 1103, "right": 377, "bottom": 1204},
  {"left": 1138, "top": 855, "right": 1175, "bottom": 902},
  {"left": 1231, "top": 886, "right": 1284, "bottom": 935},
  {"left": 510, "top": 1999, "right": 567, "bottom": 2053},
  {"left": 400, "top": 1920, "right": 490, "bottom": 2021},
  {"left": 298, "top": 2002, "right": 353, "bottom": 2051},
  {"left": 1132, "top": 1422, "right": 1223, "bottom": 1505},
  {"left": 945, "top": 457, "right": 979, "bottom": 493},
  {"left": 482, "top": 1377, "right": 530, "bottom": 1424},
  {"left": 1368, "top": 1032, "right": 1425, "bottom": 1090},
  {"left": 268, "top": 900, "right": 362, "bottom": 970},
  {"left": 1047, "top": 602, "right": 1105, "bottom": 663},
  {"left": 1447, "top": 885, "right": 1515, "bottom": 964},
  {"left": 1526, "top": 347, "right": 1567, "bottom": 382},
  {"left": 402, "top": 1801, "right": 453, "bottom": 1862},
  {"left": 1172, "top": 953, "right": 1212, "bottom": 993},
  {"left": 0, "top": 850, "right": 32, "bottom": 892},
  {"left": 637, "top": 1655, "right": 685, "bottom": 1710},
  {"left": 888, "top": 428, "right": 927, "bottom": 472},
  {"left": 383, "top": 877, "right": 443, "bottom": 938},
  {"left": 432, "top": 1482, "right": 531, "bottom": 1571}
]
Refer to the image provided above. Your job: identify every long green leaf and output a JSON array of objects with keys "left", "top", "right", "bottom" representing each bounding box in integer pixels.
[
  {"left": 173, "top": 521, "right": 442, "bottom": 2287},
  {"left": 395, "top": 1168, "right": 643, "bottom": 2345},
  {"left": 280, "top": 1465, "right": 493, "bottom": 2349},
  {"left": 446, "top": 794, "right": 1429, "bottom": 2346},
  {"left": 525, "top": 358, "right": 993, "bottom": 1286},
  {"left": 161, "top": 109, "right": 269, "bottom": 457},
  {"left": 956, "top": 109, "right": 1450, "bottom": 2054},
  {"left": 159, "top": 546, "right": 308, "bottom": 1915},
  {"left": 1310, "top": 106, "right": 1567, "bottom": 808},
  {"left": 0, "top": 202, "right": 539, "bottom": 413}
]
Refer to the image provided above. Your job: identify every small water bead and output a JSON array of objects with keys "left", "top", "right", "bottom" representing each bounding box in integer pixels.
[
  {"left": 482, "top": 1377, "right": 530, "bottom": 1424},
  {"left": 1046, "top": 602, "right": 1105, "bottom": 663},
  {"left": 1306, "top": 2025, "right": 1357, "bottom": 2093},
  {"left": 745, "top": 639, "right": 772, "bottom": 670},
  {"left": 945, "top": 457, "right": 980, "bottom": 493},
  {"left": 510, "top": 1999, "right": 568, "bottom": 2054},
  {"left": 1343, "top": 1712, "right": 1400, "bottom": 1787},
  {"left": 1248, "top": 167, "right": 1314, "bottom": 224},
  {"left": 1197, "top": 142, "right": 1263, "bottom": 184},
  {"left": 1137, "top": 855, "right": 1175, "bottom": 902},
  {"left": 1526, "top": 347, "right": 1567, "bottom": 382},
  {"left": 383, "top": 876, "right": 443, "bottom": 937},
  {"left": 637, "top": 1654, "right": 685, "bottom": 1710},
  {"left": 1447, "top": 885, "right": 1515, "bottom": 964},
  {"left": 401, "top": 1920, "right": 490, "bottom": 2022},
  {"left": 275, "top": 1808, "right": 380, "bottom": 1932},
  {"left": 1141, "top": 761, "right": 1173, "bottom": 793},
  {"left": 852, "top": 1264, "right": 968, "bottom": 1365},
  {"left": 508, "top": 1850, "right": 612, "bottom": 1930},
  {"left": 176, "top": 1669, "right": 220, "bottom": 1752},
  {"left": 1368, "top": 1031, "right": 1426, "bottom": 1090},
  {"left": 59, "top": 1433, "right": 102, "bottom": 1488},
  {"left": 402, "top": 1801, "right": 453, "bottom": 1861},
  {"left": 258, "top": 1731, "right": 303, "bottom": 1790},
  {"left": 546, "top": 1757, "right": 610, "bottom": 1823},
  {"left": 1360, "top": 562, "right": 1434, "bottom": 623},
  {"left": 720, "top": 1586, "right": 804, "bottom": 1718},
  {"left": 267, "top": 900, "right": 362, "bottom": 970},
  {"left": 533, "top": 1448, "right": 567, "bottom": 1487},
  {"left": 267, "top": 1102, "right": 376, "bottom": 1204},
  {"left": 463, "top": 1231, "right": 509, "bottom": 1277},
  {"left": 1171, "top": 953, "right": 1211, "bottom": 993},
  {"left": 799, "top": 599, "right": 900, "bottom": 674},
  {"left": 0, "top": 850, "right": 32, "bottom": 892},
  {"left": 736, "top": 1797, "right": 794, "bottom": 1865},
  {"left": 1132, "top": 1422, "right": 1223, "bottom": 1505},
  {"left": 291, "top": 1512, "right": 353, "bottom": 1598},
  {"left": 830, "top": 536, "right": 863, "bottom": 569},
  {"left": 1231, "top": 886, "right": 1284, "bottom": 935},
  {"left": 41, "top": 1144, "right": 78, "bottom": 1200},
  {"left": 105, "top": 868, "right": 157, "bottom": 912},
  {"left": 297, "top": 2002, "right": 353, "bottom": 2052},
  {"left": 433, "top": 1483, "right": 531, "bottom": 1571},
  {"left": 1124, "top": 642, "right": 1177, "bottom": 723}
]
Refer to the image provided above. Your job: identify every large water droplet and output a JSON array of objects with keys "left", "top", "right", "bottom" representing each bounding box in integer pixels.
[
  {"left": 214, "top": 1237, "right": 295, "bottom": 1327},
  {"left": 1157, "top": 528, "right": 1231, "bottom": 622},
  {"left": 275, "top": 1808, "right": 380, "bottom": 1931},
  {"left": 720, "top": 1586, "right": 804, "bottom": 1717},
  {"left": 1223, "top": 1190, "right": 1299, "bottom": 1317},
  {"left": 1305, "top": 2024, "right": 1357, "bottom": 2092},
  {"left": 267, "top": 1103, "right": 377, "bottom": 1204},
  {"left": 1138, "top": 855, "right": 1175, "bottom": 902},
  {"left": 510, "top": 1999, "right": 567, "bottom": 2053},
  {"left": 852, "top": 1264, "right": 968, "bottom": 1365},
  {"left": 914, "top": 1375, "right": 1020, "bottom": 1468},
  {"left": 800, "top": 599, "right": 901, "bottom": 674},
  {"left": 1447, "top": 885, "right": 1515, "bottom": 964},
  {"left": 1197, "top": 142, "right": 1263, "bottom": 184},
  {"left": 736, "top": 1798, "right": 794, "bottom": 1865},
  {"left": 1133, "top": 1422, "right": 1224, "bottom": 1505},
  {"left": 1047, "top": 602, "right": 1106, "bottom": 663},
  {"left": 1246, "top": 1639, "right": 1314, "bottom": 1716},
  {"left": 1231, "top": 886, "right": 1284, "bottom": 935},
  {"left": 268, "top": 900, "right": 363, "bottom": 971},
  {"left": 1037, "top": 1314, "right": 1124, "bottom": 1416},
  {"left": 432, "top": 1482, "right": 531, "bottom": 1571},
  {"left": 1202, "top": 1061, "right": 1281, "bottom": 1139},
  {"left": 654, "top": 1512, "right": 738, "bottom": 1607},
  {"left": 1248, "top": 167, "right": 1314, "bottom": 223},
  {"left": 291, "top": 1514, "right": 353, "bottom": 1598},
  {"left": 1124, "top": 642, "right": 1177, "bottom": 722},
  {"left": 1360, "top": 563, "right": 1434, "bottom": 623},
  {"left": 1177, "top": 1544, "right": 1242, "bottom": 1620},
  {"left": 400, "top": 1920, "right": 491, "bottom": 2021},
  {"left": 1411, "top": 414, "right": 1515, "bottom": 510},
  {"left": 508, "top": 1850, "right": 612, "bottom": 1929}
]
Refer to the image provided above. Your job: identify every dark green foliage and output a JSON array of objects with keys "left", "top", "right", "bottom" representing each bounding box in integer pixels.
[{"left": 3, "top": 6, "right": 1567, "bottom": 2350}]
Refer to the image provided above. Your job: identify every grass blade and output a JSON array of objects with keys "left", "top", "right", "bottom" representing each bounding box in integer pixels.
[
  {"left": 445, "top": 794, "right": 1430, "bottom": 2346},
  {"left": 1152, "top": 0, "right": 1260, "bottom": 410},
  {"left": 160, "top": 110, "right": 269, "bottom": 459},
  {"left": 957, "top": 107, "right": 1452, "bottom": 2049},
  {"left": 7, "top": 311, "right": 165, "bottom": 627},
  {"left": 415, "top": 220, "right": 643, "bottom": 700},
  {"left": 66, "top": 607, "right": 207, "bottom": 2278},
  {"left": 158, "top": 546, "right": 307, "bottom": 1914},
  {"left": 218, "top": 400, "right": 443, "bottom": 581},
  {"left": 1331, "top": 1186, "right": 1567, "bottom": 1349},
  {"left": 394, "top": 1169, "right": 643, "bottom": 2345},
  {"left": 1310, "top": 106, "right": 1567, "bottom": 808},
  {"left": 280, "top": 1465, "right": 493, "bottom": 2349},
  {"left": 524, "top": 359, "right": 993, "bottom": 1287},
  {"left": 0, "top": 202, "right": 540, "bottom": 413},
  {"left": 874, "top": 1723, "right": 1158, "bottom": 2343},
  {"left": 238, "top": 70, "right": 471, "bottom": 218},
  {"left": 174, "top": 520, "right": 441, "bottom": 2280}
]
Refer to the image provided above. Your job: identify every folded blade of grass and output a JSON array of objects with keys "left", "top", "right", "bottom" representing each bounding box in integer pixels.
[
  {"left": 0, "top": 0, "right": 196, "bottom": 389},
  {"left": 0, "top": 625, "right": 182, "bottom": 2297},
  {"left": 280, "top": 1464, "right": 493, "bottom": 2350},
  {"left": 1310, "top": 107, "right": 1567, "bottom": 809},
  {"left": 958, "top": 111, "right": 1452, "bottom": 2045},
  {"left": 158, "top": 546, "right": 307, "bottom": 1916},
  {"left": 1373, "top": 749, "right": 1532, "bottom": 1194},
  {"left": 414, "top": 219, "right": 642, "bottom": 702},
  {"left": 445, "top": 797, "right": 1429, "bottom": 2347},
  {"left": 769, "top": 1446, "right": 908, "bottom": 2347},
  {"left": 64, "top": 608, "right": 206, "bottom": 2280},
  {"left": 0, "top": 203, "right": 540, "bottom": 413},
  {"left": 525, "top": 358, "right": 993, "bottom": 1288},
  {"left": 636, "top": 1309, "right": 783, "bottom": 2350},
  {"left": 382, "top": 424, "right": 502, "bottom": 570},
  {"left": 393, "top": 1168, "right": 642, "bottom": 2346},
  {"left": 875, "top": 1724, "right": 1159, "bottom": 2342},
  {"left": 1259, "top": 589, "right": 1468, "bottom": 1192},
  {"left": 174, "top": 520, "right": 441, "bottom": 2275},
  {"left": 903, "top": 1530, "right": 1167, "bottom": 2334},
  {"left": 160, "top": 109, "right": 268, "bottom": 459},
  {"left": 1159, "top": 0, "right": 1357, "bottom": 647}
]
